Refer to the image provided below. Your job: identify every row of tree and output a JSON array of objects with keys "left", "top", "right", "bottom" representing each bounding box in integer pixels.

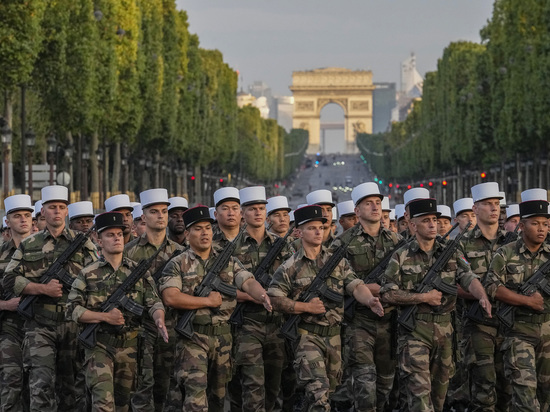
[
  {"left": 0, "top": 0, "right": 307, "bottom": 205},
  {"left": 358, "top": 0, "right": 550, "bottom": 195}
]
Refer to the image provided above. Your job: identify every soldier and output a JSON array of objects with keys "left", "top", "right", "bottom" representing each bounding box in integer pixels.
[
  {"left": 125, "top": 188, "right": 183, "bottom": 412},
  {"left": 331, "top": 207, "right": 338, "bottom": 236},
  {"left": 337, "top": 200, "right": 358, "bottom": 232},
  {"left": 437, "top": 205, "right": 453, "bottom": 237},
  {"left": 389, "top": 209, "right": 398, "bottom": 234},
  {"left": 306, "top": 189, "right": 336, "bottom": 247},
  {"left": 3, "top": 185, "right": 98, "bottom": 411},
  {"left": 0, "top": 195, "right": 34, "bottom": 411},
  {"left": 66, "top": 212, "right": 168, "bottom": 411},
  {"left": 213, "top": 187, "right": 242, "bottom": 248},
  {"left": 485, "top": 188, "right": 550, "bottom": 410},
  {"left": 159, "top": 205, "right": 272, "bottom": 412},
  {"left": 132, "top": 203, "right": 147, "bottom": 237},
  {"left": 395, "top": 204, "right": 407, "bottom": 234},
  {"left": 498, "top": 192, "right": 507, "bottom": 231},
  {"left": 380, "top": 198, "right": 491, "bottom": 412},
  {"left": 380, "top": 197, "right": 391, "bottom": 230},
  {"left": 453, "top": 198, "right": 476, "bottom": 234},
  {"left": 332, "top": 183, "right": 403, "bottom": 412},
  {"left": 1, "top": 217, "right": 11, "bottom": 244},
  {"left": 268, "top": 205, "right": 384, "bottom": 411},
  {"left": 105, "top": 194, "right": 135, "bottom": 245},
  {"left": 34, "top": 201, "right": 46, "bottom": 232},
  {"left": 229, "top": 186, "right": 294, "bottom": 412},
  {"left": 168, "top": 197, "right": 189, "bottom": 245},
  {"left": 68, "top": 201, "right": 95, "bottom": 233},
  {"left": 504, "top": 204, "right": 520, "bottom": 233},
  {"left": 267, "top": 196, "right": 291, "bottom": 237},
  {"left": 459, "top": 182, "right": 512, "bottom": 412}
]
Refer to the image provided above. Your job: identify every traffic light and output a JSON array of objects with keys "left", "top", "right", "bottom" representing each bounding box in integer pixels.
[
  {"left": 419, "top": 183, "right": 424, "bottom": 187},
  {"left": 480, "top": 172, "right": 487, "bottom": 179},
  {"left": 407, "top": 185, "right": 412, "bottom": 189},
  {"left": 191, "top": 176, "right": 195, "bottom": 181},
  {"left": 428, "top": 181, "right": 433, "bottom": 187},
  {"left": 389, "top": 183, "right": 393, "bottom": 188}
]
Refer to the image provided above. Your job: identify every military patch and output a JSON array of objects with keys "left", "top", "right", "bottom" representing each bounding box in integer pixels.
[{"left": 460, "top": 256, "right": 470, "bottom": 265}]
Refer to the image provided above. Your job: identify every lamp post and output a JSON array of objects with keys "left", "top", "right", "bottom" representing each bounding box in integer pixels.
[
  {"left": 81, "top": 147, "right": 90, "bottom": 200},
  {"left": 96, "top": 147, "right": 104, "bottom": 205},
  {"left": 25, "top": 129, "right": 36, "bottom": 200},
  {"left": 1, "top": 120, "right": 12, "bottom": 202},
  {"left": 47, "top": 135, "right": 57, "bottom": 185},
  {"left": 65, "top": 144, "right": 74, "bottom": 199},
  {"left": 121, "top": 143, "right": 128, "bottom": 194}
]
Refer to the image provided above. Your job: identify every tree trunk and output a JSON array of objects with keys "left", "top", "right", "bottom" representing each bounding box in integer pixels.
[
  {"left": 111, "top": 142, "right": 121, "bottom": 193},
  {"left": 90, "top": 132, "right": 99, "bottom": 208},
  {"left": 103, "top": 143, "right": 110, "bottom": 202}
]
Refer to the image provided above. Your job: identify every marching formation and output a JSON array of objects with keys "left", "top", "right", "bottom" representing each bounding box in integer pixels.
[{"left": 0, "top": 178, "right": 548, "bottom": 412}]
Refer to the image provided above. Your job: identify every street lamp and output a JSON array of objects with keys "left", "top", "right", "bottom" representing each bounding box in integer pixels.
[
  {"left": 1, "top": 120, "right": 13, "bottom": 202},
  {"left": 121, "top": 143, "right": 129, "bottom": 194},
  {"left": 81, "top": 147, "right": 90, "bottom": 200},
  {"left": 47, "top": 135, "right": 57, "bottom": 185},
  {"left": 96, "top": 147, "right": 104, "bottom": 205},
  {"left": 64, "top": 144, "right": 74, "bottom": 197},
  {"left": 25, "top": 128, "right": 36, "bottom": 199}
]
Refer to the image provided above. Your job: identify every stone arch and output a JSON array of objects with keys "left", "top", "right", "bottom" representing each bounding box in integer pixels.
[{"left": 290, "top": 68, "right": 374, "bottom": 154}]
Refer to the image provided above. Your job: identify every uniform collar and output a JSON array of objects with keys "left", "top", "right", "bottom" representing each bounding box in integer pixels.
[
  {"left": 296, "top": 244, "right": 327, "bottom": 261},
  {"left": 97, "top": 256, "right": 132, "bottom": 270},
  {"left": 471, "top": 224, "right": 507, "bottom": 241},
  {"left": 43, "top": 226, "right": 72, "bottom": 241},
  {"left": 517, "top": 236, "right": 550, "bottom": 256}
]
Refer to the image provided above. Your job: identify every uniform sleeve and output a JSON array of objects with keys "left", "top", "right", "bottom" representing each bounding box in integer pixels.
[
  {"left": 66, "top": 272, "right": 89, "bottom": 322},
  {"left": 267, "top": 259, "right": 293, "bottom": 298},
  {"left": 232, "top": 257, "right": 254, "bottom": 290},
  {"left": 327, "top": 236, "right": 343, "bottom": 254},
  {"left": 342, "top": 257, "right": 363, "bottom": 296},
  {"left": 157, "top": 258, "right": 184, "bottom": 294},
  {"left": 455, "top": 249, "right": 478, "bottom": 291},
  {"left": 143, "top": 273, "right": 165, "bottom": 317},
  {"left": 3, "top": 247, "right": 30, "bottom": 297},
  {"left": 82, "top": 240, "right": 99, "bottom": 266},
  {"left": 484, "top": 250, "right": 507, "bottom": 299},
  {"left": 379, "top": 252, "right": 401, "bottom": 294}
]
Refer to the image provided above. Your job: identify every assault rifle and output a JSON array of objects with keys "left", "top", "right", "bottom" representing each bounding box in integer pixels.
[
  {"left": 343, "top": 238, "right": 408, "bottom": 322},
  {"left": 466, "top": 224, "right": 521, "bottom": 325},
  {"left": 442, "top": 222, "right": 460, "bottom": 240},
  {"left": 18, "top": 226, "right": 95, "bottom": 320},
  {"left": 496, "top": 258, "right": 550, "bottom": 328},
  {"left": 174, "top": 226, "right": 246, "bottom": 339},
  {"left": 280, "top": 224, "right": 362, "bottom": 342},
  {"left": 230, "top": 227, "right": 293, "bottom": 326},
  {"left": 397, "top": 222, "right": 471, "bottom": 332},
  {"left": 78, "top": 240, "right": 167, "bottom": 349}
]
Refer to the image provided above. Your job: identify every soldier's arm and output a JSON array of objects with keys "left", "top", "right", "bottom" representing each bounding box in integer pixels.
[
  {"left": 352, "top": 283, "right": 384, "bottom": 316},
  {"left": 241, "top": 278, "right": 271, "bottom": 311}
]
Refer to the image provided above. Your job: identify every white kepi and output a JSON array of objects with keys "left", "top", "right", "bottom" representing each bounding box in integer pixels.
[
  {"left": 34, "top": 200, "right": 43, "bottom": 217},
  {"left": 105, "top": 194, "right": 133, "bottom": 212},
  {"left": 337, "top": 200, "right": 355, "bottom": 217},
  {"left": 381, "top": 197, "right": 391, "bottom": 211},
  {"left": 453, "top": 198, "right": 474, "bottom": 217},
  {"left": 209, "top": 207, "right": 217, "bottom": 221},
  {"left": 41, "top": 185, "right": 68, "bottom": 204},
  {"left": 395, "top": 204, "right": 405, "bottom": 221},
  {"left": 68, "top": 201, "right": 94, "bottom": 220},
  {"left": 213, "top": 187, "right": 240, "bottom": 207},
  {"left": 4, "top": 194, "right": 33, "bottom": 215},
  {"left": 266, "top": 196, "right": 291, "bottom": 215},
  {"left": 132, "top": 203, "right": 143, "bottom": 220},
  {"left": 499, "top": 191, "right": 507, "bottom": 207},
  {"left": 389, "top": 209, "right": 396, "bottom": 221},
  {"left": 168, "top": 197, "right": 189, "bottom": 212},
  {"left": 306, "top": 189, "right": 335, "bottom": 207},
  {"left": 521, "top": 188, "right": 548, "bottom": 202},
  {"left": 140, "top": 188, "right": 170, "bottom": 209},
  {"left": 471, "top": 182, "right": 502, "bottom": 203},
  {"left": 437, "top": 205, "right": 452, "bottom": 220},
  {"left": 240, "top": 186, "right": 267, "bottom": 206},
  {"left": 506, "top": 204, "right": 520, "bottom": 219},
  {"left": 403, "top": 187, "right": 430, "bottom": 206},
  {"left": 351, "top": 182, "right": 383, "bottom": 206}
]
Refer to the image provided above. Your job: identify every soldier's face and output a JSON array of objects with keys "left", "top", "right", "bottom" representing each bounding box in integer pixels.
[
  {"left": 437, "top": 218, "right": 452, "bottom": 236},
  {"left": 267, "top": 210, "right": 290, "bottom": 235},
  {"left": 398, "top": 218, "right": 408, "bottom": 233},
  {"left": 42, "top": 202, "right": 68, "bottom": 229},
  {"left": 411, "top": 215, "right": 438, "bottom": 241},
  {"left": 98, "top": 228, "right": 125, "bottom": 254},
  {"left": 389, "top": 220, "right": 398, "bottom": 233},
  {"left": 1, "top": 229, "right": 10, "bottom": 242},
  {"left": 70, "top": 216, "right": 94, "bottom": 233},
  {"left": 117, "top": 208, "right": 133, "bottom": 235},
  {"left": 168, "top": 209, "right": 186, "bottom": 235},
  {"left": 186, "top": 221, "right": 213, "bottom": 252},
  {"left": 242, "top": 204, "right": 266, "bottom": 229},
  {"left": 298, "top": 221, "right": 324, "bottom": 247},
  {"left": 504, "top": 216, "right": 520, "bottom": 233},
  {"left": 473, "top": 199, "right": 500, "bottom": 226},
  {"left": 143, "top": 205, "right": 168, "bottom": 231},
  {"left": 339, "top": 215, "right": 358, "bottom": 231},
  {"left": 380, "top": 211, "right": 390, "bottom": 228},
  {"left": 36, "top": 214, "right": 47, "bottom": 231},
  {"left": 520, "top": 217, "right": 549, "bottom": 246},
  {"left": 134, "top": 218, "right": 147, "bottom": 236},
  {"left": 7, "top": 211, "right": 32, "bottom": 237},
  {"left": 355, "top": 196, "right": 382, "bottom": 224},
  {"left": 215, "top": 202, "right": 241, "bottom": 229},
  {"left": 455, "top": 211, "right": 476, "bottom": 231}
]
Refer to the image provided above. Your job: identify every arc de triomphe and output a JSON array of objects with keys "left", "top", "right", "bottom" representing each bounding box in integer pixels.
[{"left": 290, "top": 67, "right": 375, "bottom": 154}]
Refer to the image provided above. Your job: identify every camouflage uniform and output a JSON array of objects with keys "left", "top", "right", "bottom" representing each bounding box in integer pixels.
[
  {"left": 3, "top": 228, "right": 97, "bottom": 411},
  {"left": 124, "top": 233, "right": 183, "bottom": 412},
  {"left": 267, "top": 246, "right": 363, "bottom": 412},
  {"left": 381, "top": 238, "right": 478, "bottom": 412},
  {"left": 0, "top": 239, "right": 29, "bottom": 412},
  {"left": 330, "top": 226, "right": 402, "bottom": 412},
  {"left": 485, "top": 238, "right": 550, "bottom": 411},
  {"left": 66, "top": 257, "right": 165, "bottom": 411},
  {"left": 158, "top": 247, "right": 254, "bottom": 412},
  {"left": 459, "top": 225, "right": 512, "bottom": 411},
  {"left": 229, "top": 230, "right": 294, "bottom": 412}
]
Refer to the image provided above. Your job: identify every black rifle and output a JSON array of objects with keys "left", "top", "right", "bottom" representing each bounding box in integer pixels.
[
  {"left": 496, "top": 258, "right": 550, "bottom": 328},
  {"left": 152, "top": 248, "right": 184, "bottom": 282},
  {"left": 466, "top": 224, "right": 520, "bottom": 324},
  {"left": 442, "top": 222, "right": 460, "bottom": 240},
  {"left": 397, "top": 222, "right": 471, "bottom": 332},
  {"left": 78, "top": 240, "right": 167, "bottom": 349},
  {"left": 280, "top": 224, "right": 362, "bottom": 342},
  {"left": 343, "top": 238, "right": 408, "bottom": 322},
  {"left": 17, "top": 226, "right": 95, "bottom": 320},
  {"left": 174, "top": 227, "right": 246, "bottom": 339},
  {"left": 230, "top": 227, "right": 293, "bottom": 326}
]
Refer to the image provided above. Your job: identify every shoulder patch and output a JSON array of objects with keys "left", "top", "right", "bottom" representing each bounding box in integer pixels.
[{"left": 460, "top": 256, "right": 470, "bottom": 265}]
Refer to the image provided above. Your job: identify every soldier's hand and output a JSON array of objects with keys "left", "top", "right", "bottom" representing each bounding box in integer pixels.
[
  {"left": 156, "top": 318, "right": 169, "bottom": 343},
  {"left": 260, "top": 294, "right": 272, "bottom": 312},
  {"left": 43, "top": 279, "right": 63, "bottom": 298},
  {"left": 528, "top": 291, "right": 544, "bottom": 312},
  {"left": 368, "top": 297, "right": 384, "bottom": 317},
  {"left": 105, "top": 308, "right": 125, "bottom": 326},
  {"left": 424, "top": 289, "right": 442, "bottom": 306},
  {"left": 479, "top": 297, "right": 492, "bottom": 318},
  {"left": 3, "top": 297, "right": 20, "bottom": 312},
  {"left": 207, "top": 291, "right": 223, "bottom": 308},
  {"left": 307, "top": 297, "right": 326, "bottom": 315}
]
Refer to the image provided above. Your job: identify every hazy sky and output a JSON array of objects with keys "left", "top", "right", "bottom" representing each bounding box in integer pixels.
[{"left": 175, "top": 1, "right": 495, "bottom": 96}]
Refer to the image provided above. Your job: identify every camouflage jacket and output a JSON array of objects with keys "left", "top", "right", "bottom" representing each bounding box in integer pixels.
[
  {"left": 212, "top": 225, "right": 238, "bottom": 252},
  {"left": 381, "top": 237, "right": 477, "bottom": 315},
  {"left": 233, "top": 228, "right": 294, "bottom": 315},
  {"left": 3, "top": 227, "right": 98, "bottom": 306},
  {"left": 67, "top": 257, "right": 164, "bottom": 332},
  {"left": 0, "top": 239, "right": 22, "bottom": 331},
  {"left": 485, "top": 237, "right": 550, "bottom": 317},
  {"left": 158, "top": 247, "right": 254, "bottom": 325},
  {"left": 267, "top": 246, "right": 362, "bottom": 327}
]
